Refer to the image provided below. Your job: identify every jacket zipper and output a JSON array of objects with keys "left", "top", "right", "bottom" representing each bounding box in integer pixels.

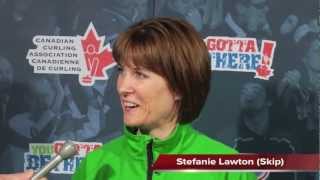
[{"left": 146, "top": 139, "right": 153, "bottom": 180}]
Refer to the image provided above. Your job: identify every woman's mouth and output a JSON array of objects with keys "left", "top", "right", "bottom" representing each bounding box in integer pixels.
[{"left": 123, "top": 100, "right": 140, "bottom": 111}]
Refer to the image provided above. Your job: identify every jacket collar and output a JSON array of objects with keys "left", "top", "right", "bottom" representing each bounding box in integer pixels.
[{"left": 124, "top": 123, "right": 193, "bottom": 158}]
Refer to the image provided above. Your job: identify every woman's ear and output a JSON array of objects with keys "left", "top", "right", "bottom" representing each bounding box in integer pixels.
[{"left": 174, "top": 94, "right": 181, "bottom": 101}]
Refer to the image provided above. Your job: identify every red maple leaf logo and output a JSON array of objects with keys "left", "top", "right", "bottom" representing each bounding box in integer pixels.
[
  {"left": 256, "top": 56, "right": 272, "bottom": 77},
  {"left": 255, "top": 41, "right": 276, "bottom": 80},
  {"left": 255, "top": 55, "right": 273, "bottom": 79},
  {"left": 256, "top": 64, "right": 272, "bottom": 77},
  {"left": 80, "top": 23, "right": 115, "bottom": 86}
]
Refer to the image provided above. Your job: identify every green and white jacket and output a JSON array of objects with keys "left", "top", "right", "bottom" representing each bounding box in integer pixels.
[{"left": 72, "top": 123, "right": 257, "bottom": 180}]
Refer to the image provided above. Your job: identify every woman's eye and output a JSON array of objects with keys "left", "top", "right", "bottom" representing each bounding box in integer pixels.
[{"left": 135, "top": 71, "right": 148, "bottom": 79}]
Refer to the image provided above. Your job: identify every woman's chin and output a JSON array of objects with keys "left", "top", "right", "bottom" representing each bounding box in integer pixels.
[{"left": 123, "top": 118, "right": 141, "bottom": 127}]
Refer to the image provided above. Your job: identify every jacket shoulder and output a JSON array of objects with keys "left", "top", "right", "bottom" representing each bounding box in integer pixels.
[
  {"left": 72, "top": 136, "right": 125, "bottom": 180},
  {"left": 188, "top": 128, "right": 238, "bottom": 154},
  {"left": 89, "top": 135, "right": 125, "bottom": 159}
]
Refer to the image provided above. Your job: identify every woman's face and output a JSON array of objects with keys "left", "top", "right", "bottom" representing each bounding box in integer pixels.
[{"left": 117, "top": 64, "right": 179, "bottom": 130}]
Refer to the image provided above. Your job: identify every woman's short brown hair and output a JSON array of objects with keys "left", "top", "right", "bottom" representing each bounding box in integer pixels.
[{"left": 112, "top": 17, "right": 211, "bottom": 124}]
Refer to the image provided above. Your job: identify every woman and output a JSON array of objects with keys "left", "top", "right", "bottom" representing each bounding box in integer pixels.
[{"left": 72, "top": 17, "right": 256, "bottom": 180}]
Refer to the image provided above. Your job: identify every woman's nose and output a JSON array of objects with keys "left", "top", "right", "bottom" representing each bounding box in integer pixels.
[{"left": 117, "top": 72, "right": 134, "bottom": 96}]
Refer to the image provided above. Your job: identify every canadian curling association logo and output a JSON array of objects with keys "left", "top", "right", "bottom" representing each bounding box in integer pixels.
[
  {"left": 24, "top": 141, "right": 101, "bottom": 174},
  {"left": 205, "top": 36, "right": 276, "bottom": 80},
  {"left": 27, "top": 23, "right": 116, "bottom": 86}
]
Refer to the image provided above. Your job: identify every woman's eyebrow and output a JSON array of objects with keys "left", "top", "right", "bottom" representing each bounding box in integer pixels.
[{"left": 132, "top": 65, "right": 145, "bottom": 71}]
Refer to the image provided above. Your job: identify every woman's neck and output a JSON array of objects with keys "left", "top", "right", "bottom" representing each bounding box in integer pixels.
[{"left": 139, "top": 120, "right": 177, "bottom": 140}]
